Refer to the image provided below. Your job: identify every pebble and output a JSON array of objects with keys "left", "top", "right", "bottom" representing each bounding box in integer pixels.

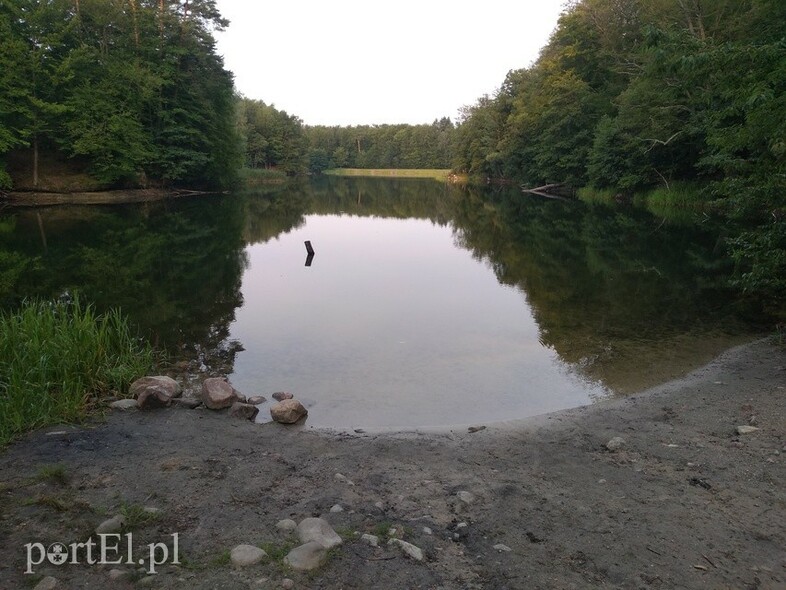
[
  {"left": 422, "top": 527, "right": 433, "bottom": 535},
  {"left": 230, "top": 544, "right": 267, "bottom": 567},
  {"left": 284, "top": 541, "right": 328, "bottom": 571},
  {"left": 360, "top": 533, "right": 379, "bottom": 547},
  {"left": 33, "top": 577, "right": 58, "bottom": 590},
  {"left": 605, "top": 437, "right": 626, "bottom": 451},
  {"left": 109, "top": 399, "right": 138, "bottom": 410},
  {"left": 276, "top": 519, "right": 297, "bottom": 533},
  {"left": 281, "top": 580, "right": 295, "bottom": 590},
  {"left": 329, "top": 504, "right": 344, "bottom": 513},
  {"left": 456, "top": 491, "right": 475, "bottom": 504},
  {"left": 493, "top": 544, "right": 512, "bottom": 552},
  {"left": 297, "top": 517, "right": 342, "bottom": 549},
  {"left": 108, "top": 569, "right": 128, "bottom": 580},
  {"left": 334, "top": 473, "right": 355, "bottom": 486},
  {"left": 388, "top": 538, "right": 424, "bottom": 561},
  {"left": 374, "top": 501, "right": 384, "bottom": 510},
  {"left": 96, "top": 515, "right": 125, "bottom": 535},
  {"left": 736, "top": 425, "right": 760, "bottom": 435}
]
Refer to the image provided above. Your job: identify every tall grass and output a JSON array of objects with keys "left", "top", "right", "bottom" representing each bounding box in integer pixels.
[
  {"left": 0, "top": 298, "right": 155, "bottom": 445},
  {"left": 324, "top": 168, "right": 452, "bottom": 181}
]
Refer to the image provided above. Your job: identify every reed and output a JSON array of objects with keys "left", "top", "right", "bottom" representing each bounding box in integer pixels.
[{"left": 0, "top": 298, "right": 155, "bottom": 445}]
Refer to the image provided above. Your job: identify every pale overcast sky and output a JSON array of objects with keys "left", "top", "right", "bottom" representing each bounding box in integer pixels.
[{"left": 213, "top": 0, "right": 566, "bottom": 126}]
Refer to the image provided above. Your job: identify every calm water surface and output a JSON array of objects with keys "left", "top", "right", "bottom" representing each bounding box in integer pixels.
[{"left": 0, "top": 177, "right": 764, "bottom": 429}]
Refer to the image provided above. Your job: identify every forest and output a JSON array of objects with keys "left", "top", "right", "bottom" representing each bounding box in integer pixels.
[
  {"left": 1, "top": 0, "right": 783, "bottom": 302},
  {"left": 0, "top": 0, "right": 240, "bottom": 190},
  {"left": 452, "top": 0, "right": 785, "bottom": 304}
]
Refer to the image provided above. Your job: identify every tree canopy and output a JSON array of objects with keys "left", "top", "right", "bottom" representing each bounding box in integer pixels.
[{"left": 0, "top": 0, "right": 240, "bottom": 190}]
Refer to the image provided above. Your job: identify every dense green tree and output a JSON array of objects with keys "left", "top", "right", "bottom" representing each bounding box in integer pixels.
[{"left": 0, "top": 0, "right": 240, "bottom": 190}]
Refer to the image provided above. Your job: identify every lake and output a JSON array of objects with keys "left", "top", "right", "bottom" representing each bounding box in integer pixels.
[{"left": 0, "top": 177, "right": 764, "bottom": 429}]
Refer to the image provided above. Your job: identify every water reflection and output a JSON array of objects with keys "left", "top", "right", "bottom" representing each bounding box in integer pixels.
[{"left": 0, "top": 178, "right": 765, "bottom": 427}]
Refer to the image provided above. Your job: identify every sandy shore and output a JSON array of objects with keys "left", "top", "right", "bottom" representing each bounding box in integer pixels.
[{"left": 0, "top": 338, "right": 783, "bottom": 589}]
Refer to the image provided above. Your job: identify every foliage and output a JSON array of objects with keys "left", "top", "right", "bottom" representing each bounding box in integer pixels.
[
  {"left": 0, "top": 298, "right": 155, "bottom": 446},
  {"left": 0, "top": 0, "right": 239, "bottom": 189},
  {"left": 305, "top": 118, "right": 456, "bottom": 172},
  {"left": 452, "top": 0, "right": 786, "bottom": 301}
]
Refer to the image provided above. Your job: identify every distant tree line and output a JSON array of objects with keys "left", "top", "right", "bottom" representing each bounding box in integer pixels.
[
  {"left": 0, "top": 0, "right": 240, "bottom": 190},
  {"left": 235, "top": 107, "right": 457, "bottom": 175},
  {"left": 452, "top": 0, "right": 785, "bottom": 302}
]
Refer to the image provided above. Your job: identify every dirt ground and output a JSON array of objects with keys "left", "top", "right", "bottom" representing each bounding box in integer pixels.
[{"left": 1, "top": 338, "right": 784, "bottom": 590}]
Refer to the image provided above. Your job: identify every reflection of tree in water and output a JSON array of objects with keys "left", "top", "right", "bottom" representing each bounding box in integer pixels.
[
  {"left": 0, "top": 197, "right": 248, "bottom": 372},
  {"left": 449, "top": 186, "right": 764, "bottom": 392},
  {"left": 0, "top": 179, "right": 767, "bottom": 391}
]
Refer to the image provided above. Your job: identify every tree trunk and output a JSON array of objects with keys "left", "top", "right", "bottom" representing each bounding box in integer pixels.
[{"left": 32, "top": 136, "right": 38, "bottom": 188}]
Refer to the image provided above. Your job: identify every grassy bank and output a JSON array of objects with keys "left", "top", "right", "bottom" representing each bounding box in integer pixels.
[
  {"left": 239, "top": 167, "right": 288, "bottom": 185},
  {"left": 324, "top": 168, "right": 454, "bottom": 181},
  {"left": 578, "top": 182, "right": 708, "bottom": 220},
  {"left": 0, "top": 299, "right": 155, "bottom": 446}
]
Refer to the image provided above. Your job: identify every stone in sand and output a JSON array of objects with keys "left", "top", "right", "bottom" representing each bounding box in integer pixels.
[
  {"left": 131, "top": 376, "right": 181, "bottom": 409},
  {"left": 229, "top": 402, "right": 259, "bottom": 421},
  {"left": 230, "top": 544, "right": 266, "bottom": 567},
  {"left": 270, "top": 399, "right": 307, "bottom": 424},
  {"left": 296, "top": 517, "right": 342, "bottom": 549},
  {"left": 284, "top": 541, "right": 328, "bottom": 571},
  {"left": 201, "top": 377, "right": 238, "bottom": 410}
]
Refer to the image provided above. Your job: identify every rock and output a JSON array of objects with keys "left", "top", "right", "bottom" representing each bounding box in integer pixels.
[
  {"left": 138, "top": 576, "right": 156, "bottom": 586},
  {"left": 360, "top": 534, "right": 379, "bottom": 547},
  {"left": 96, "top": 515, "right": 125, "bottom": 535},
  {"left": 296, "top": 517, "right": 342, "bottom": 549},
  {"left": 281, "top": 580, "right": 295, "bottom": 590},
  {"left": 33, "top": 577, "right": 58, "bottom": 590},
  {"left": 388, "top": 538, "right": 424, "bottom": 561},
  {"left": 373, "top": 501, "right": 384, "bottom": 509},
  {"left": 172, "top": 397, "right": 201, "bottom": 409},
  {"left": 247, "top": 396, "right": 267, "bottom": 405},
  {"left": 270, "top": 399, "right": 308, "bottom": 424},
  {"left": 272, "top": 392, "right": 294, "bottom": 401},
  {"left": 131, "top": 376, "right": 182, "bottom": 409},
  {"left": 493, "top": 543, "right": 512, "bottom": 552},
  {"left": 422, "top": 527, "right": 433, "bottom": 535},
  {"left": 456, "top": 491, "right": 475, "bottom": 504},
  {"left": 229, "top": 402, "right": 259, "bottom": 421},
  {"left": 109, "top": 399, "right": 138, "bottom": 410},
  {"left": 736, "top": 425, "right": 760, "bottom": 435},
  {"left": 334, "top": 473, "right": 355, "bottom": 486},
  {"left": 467, "top": 425, "right": 486, "bottom": 433},
  {"left": 283, "top": 541, "right": 328, "bottom": 571},
  {"left": 230, "top": 544, "right": 267, "bottom": 567},
  {"left": 605, "top": 436, "right": 626, "bottom": 451},
  {"left": 329, "top": 504, "right": 344, "bottom": 513},
  {"left": 276, "top": 519, "right": 298, "bottom": 533},
  {"left": 201, "top": 377, "right": 238, "bottom": 410}
]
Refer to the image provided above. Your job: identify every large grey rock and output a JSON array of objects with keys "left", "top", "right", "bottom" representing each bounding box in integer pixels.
[
  {"left": 283, "top": 541, "right": 328, "bottom": 571},
  {"left": 229, "top": 402, "right": 259, "bottom": 421},
  {"left": 131, "top": 376, "right": 181, "bottom": 409},
  {"left": 201, "top": 377, "right": 238, "bottom": 410},
  {"left": 296, "top": 517, "right": 342, "bottom": 549},
  {"left": 230, "top": 544, "right": 266, "bottom": 567},
  {"left": 270, "top": 399, "right": 308, "bottom": 424}
]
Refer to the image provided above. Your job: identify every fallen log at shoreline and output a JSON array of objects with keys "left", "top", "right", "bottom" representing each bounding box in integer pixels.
[
  {"left": 520, "top": 183, "right": 574, "bottom": 201},
  {"left": 2, "top": 188, "right": 220, "bottom": 207}
]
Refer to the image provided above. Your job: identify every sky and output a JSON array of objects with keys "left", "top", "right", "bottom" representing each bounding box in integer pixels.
[{"left": 212, "top": 0, "right": 566, "bottom": 127}]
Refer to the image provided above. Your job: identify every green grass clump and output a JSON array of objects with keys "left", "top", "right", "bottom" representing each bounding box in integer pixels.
[
  {"left": 324, "top": 168, "right": 452, "bottom": 181},
  {"left": 239, "top": 167, "right": 288, "bottom": 185},
  {"left": 0, "top": 298, "right": 155, "bottom": 446},
  {"left": 576, "top": 186, "right": 618, "bottom": 205}
]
